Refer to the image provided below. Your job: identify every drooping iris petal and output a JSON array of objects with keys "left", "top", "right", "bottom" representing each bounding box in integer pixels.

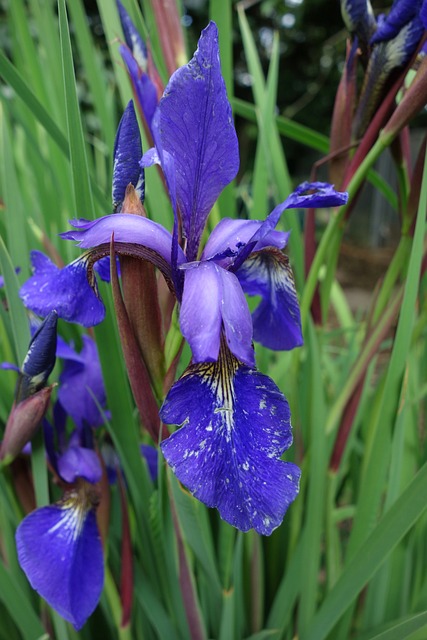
[
  {"left": 236, "top": 249, "right": 303, "bottom": 351},
  {"left": 61, "top": 213, "right": 186, "bottom": 266},
  {"left": 112, "top": 100, "right": 144, "bottom": 209},
  {"left": 20, "top": 251, "right": 105, "bottom": 327},
  {"left": 153, "top": 21, "right": 239, "bottom": 261},
  {"left": 16, "top": 490, "right": 104, "bottom": 630},
  {"left": 58, "top": 336, "right": 107, "bottom": 429},
  {"left": 160, "top": 352, "right": 301, "bottom": 535},
  {"left": 180, "top": 262, "right": 254, "bottom": 367}
]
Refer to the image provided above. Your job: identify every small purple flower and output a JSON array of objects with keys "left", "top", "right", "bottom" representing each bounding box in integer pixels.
[{"left": 16, "top": 484, "right": 104, "bottom": 630}]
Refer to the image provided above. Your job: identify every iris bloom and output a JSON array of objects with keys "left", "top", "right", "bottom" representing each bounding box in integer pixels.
[
  {"left": 20, "top": 22, "right": 347, "bottom": 534},
  {"left": 16, "top": 335, "right": 106, "bottom": 629}
]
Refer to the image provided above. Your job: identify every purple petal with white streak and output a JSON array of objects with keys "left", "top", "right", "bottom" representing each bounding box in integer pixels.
[
  {"left": 237, "top": 249, "right": 303, "bottom": 350},
  {"left": 153, "top": 21, "right": 239, "bottom": 260},
  {"left": 180, "top": 261, "right": 254, "bottom": 366},
  {"left": 370, "top": 0, "right": 423, "bottom": 45},
  {"left": 16, "top": 494, "right": 104, "bottom": 630},
  {"left": 160, "top": 355, "right": 301, "bottom": 535},
  {"left": 20, "top": 251, "right": 105, "bottom": 327}
]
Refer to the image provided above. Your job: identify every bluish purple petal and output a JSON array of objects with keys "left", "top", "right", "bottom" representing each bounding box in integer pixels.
[
  {"left": 58, "top": 336, "right": 107, "bottom": 429},
  {"left": 57, "top": 446, "right": 102, "bottom": 484},
  {"left": 160, "top": 354, "right": 301, "bottom": 535},
  {"left": 141, "top": 444, "right": 159, "bottom": 481},
  {"left": 202, "top": 218, "right": 289, "bottom": 267},
  {"left": 112, "top": 100, "right": 144, "bottom": 209},
  {"left": 117, "top": 0, "right": 148, "bottom": 70},
  {"left": 370, "top": 0, "right": 423, "bottom": 45},
  {"left": 232, "top": 183, "right": 348, "bottom": 271},
  {"left": 237, "top": 250, "right": 303, "bottom": 351},
  {"left": 93, "top": 256, "right": 121, "bottom": 282},
  {"left": 16, "top": 492, "right": 104, "bottom": 630},
  {"left": 180, "top": 262, "right": 254, "bottom": 366},
  {"left": 20, "top": 252, "right": 105, "bottom": 328},
  {"left": 153, "top": 21, "right": 239, "bottom": 260},
  {"left": 341, "top": 0, "right": 377, "bottom": 46},
  {"left": 21, "top": 310, "right": 57, "bottom": 379},
  {"left": 61, "top": 214, "right": 186, "bottom": 266},
  {"left": 119, "top": 45, "right": 158, "bottom": 131}
]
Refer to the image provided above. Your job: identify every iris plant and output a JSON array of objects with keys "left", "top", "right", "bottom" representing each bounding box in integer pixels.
[{"left": 20, "top": 21, "right": 347, "bottom": 543}]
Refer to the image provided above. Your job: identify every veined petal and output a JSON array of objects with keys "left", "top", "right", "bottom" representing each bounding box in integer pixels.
[
  {"left": 61, "top": 214, "right": 186, "bottom": 266},
  {"left": 112, "top": 100, "right": 144, "bottom": 209},
  {"left": 20, "top": 251, "right": 105, "bottom": 327},
  {"left": 201, "top": 218, "right": 289, "bottom": 266},
  {"left": 160, "top": 350, "right": 301, "bottom": 535},
  {"left": 16, "top": 488, "right": 104, "bottom": 630},
  {"left": 153, "top": 21, "right": 239, "bottom": 260},
  {"left": 180, "top": 262, "right": 254, "bottom": 366},
  {"left": 237, "top": 249, "right": 303, "bottom": 351}
]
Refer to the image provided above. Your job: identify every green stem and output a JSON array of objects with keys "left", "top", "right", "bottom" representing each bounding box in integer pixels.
[
  {"left": 372, "top": 235, "right": 412, "bottom": 324},
  {"left": 104, "top": 565, "right": 133, "bottom": 640},
  {"left": 30, "top": 428, "right": 49, "bottom": 508},
  {"left": 301, "top": 135, "right": 387, "bottom": 330}
]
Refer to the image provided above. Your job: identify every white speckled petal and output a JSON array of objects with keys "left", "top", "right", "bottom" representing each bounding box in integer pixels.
[{"left": 160, "top": 350, "right": 301, "bottom": 535}]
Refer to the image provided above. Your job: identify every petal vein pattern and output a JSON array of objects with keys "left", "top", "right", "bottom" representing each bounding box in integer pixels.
[{"left": 160, "top": 349, "right": 301, "bottom": 535}]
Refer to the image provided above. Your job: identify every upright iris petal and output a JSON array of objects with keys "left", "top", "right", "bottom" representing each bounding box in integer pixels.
[
  {"left": 58, "top": 336, "right": 107, "bottom": 429},
  {"left": 153, "top": 21, "right": 240, "bottom": 260},
  {"left": 16, "top": 486, "right": 104, "bottom": 630},
  {"left": 180, "top": 261, "right": 254, "bottom": 366},
  {"left": 160, "top": 346, "right": 301, "bottom": 535}
]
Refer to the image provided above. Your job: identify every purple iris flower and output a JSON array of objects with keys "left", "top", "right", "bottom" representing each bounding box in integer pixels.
[
  {"left": 19, "top": 22, "right": 347, "bottom": 534},
  {"left": 16, "top": 483, "right": 104, "bottom": 630},
  {"left": 15, "top": 334, "right": 106, "bottom": 628}
]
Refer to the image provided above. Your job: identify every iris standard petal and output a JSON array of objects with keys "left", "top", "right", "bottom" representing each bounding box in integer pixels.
[
  {"left": 237, "top": 249, "right": 303, "bottom": 351},
  {"left": 153, "top": 21, "right": 239, "bottom": 260},
  {"left": 160, "top": 350, "right": 301, "bottom": 535},
  {"left": 16, "top": 490, "right": 104, "bottom": 630},
  {"left": 180, "top": 262, "right": 254, "bottom": 366},
  {"left": 20, "top": 251, "right": 105, "bottom": 327},
  {"left": 112, "top": 100, "right": 144, "bottom": 209}
]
